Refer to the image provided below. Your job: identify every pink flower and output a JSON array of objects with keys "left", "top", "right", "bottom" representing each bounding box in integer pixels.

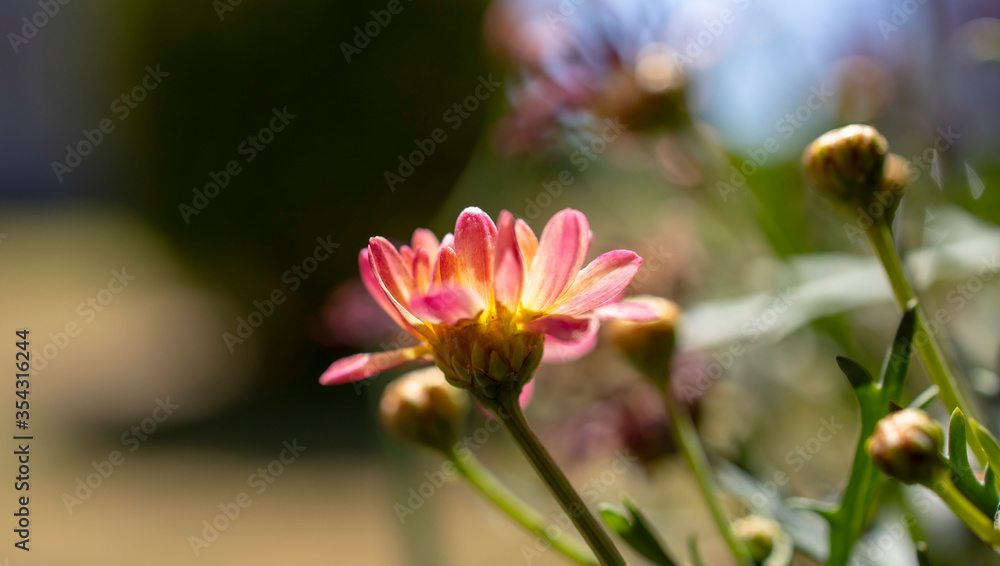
[{"left": 320, "top": 207, "right": 654, "bottom": 395}]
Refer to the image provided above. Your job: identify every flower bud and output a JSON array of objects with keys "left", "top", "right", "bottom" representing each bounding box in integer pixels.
[
  {"left": 379, "top": 367, "right": 470, "bottom": 453},
  {"left": 605, "top": 296, "right": 681, "bottom": 383},
  {"left": 867, "top": 409, "right": 944, "bottom": 485},
  {"left": 878, "top": 152, "right": 911, "bottom": 200},
  {"left": 433, "top": 321, "right": 544, "bottom": 402},
  {"left": 803, "top": 124, "right": 889, "bottom": 205},
  {"left": 731, "top": 516, "right": 782, "bottom": 563}
]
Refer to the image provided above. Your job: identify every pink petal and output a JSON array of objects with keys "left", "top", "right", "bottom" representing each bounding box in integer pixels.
[
  {"left": 368, "top": 241, "right": 426, "bottom": 330},
  {"left": 494, "top": 211, "right": 525, "bottom": 311},
  {"left": 549, "top": 250, "right": 642, "bottom": 316},
  {"left": 359, "top": 249, "right": 419, "bottom": 336},
  {"left": 412, "top": 248, "right": 432, "bottom": 293},
  {"left": 541, "top": 318, "right": 598, "bottom": 363},
  {"left": 433, "top": 244, "right": 459, "bottom": 285},
  {"left": 319, "top": 347, "right": 427, "bottom": 385},
  {"left": 594, "top": 300, "right": 660, "bottom": 321},
  {"left": 521, "top": 209, "right": 589, "bottom": 312},
  {"left": 454, "top": 207, "right": 497, "bottom": 303},
  {"left": 369, "top": 237, "right": 415, "bottom": 304},
  {"left": 515, "top": 219, "right": 538, "bottom": 268},
  {"left": 519, "top": 380, "right": 536, "bottom": 408},
  {"left": 409, "top": 287, "right": 485, "bottom": 326},
  {"left": 523, "top": 314, "right": 594, "bottom": 341},
  {"left": 411, "top": 228, "right": 440, "bottom": 257},
  {"left": 399, "top": 245, "right": 414, "bottom": 269}
]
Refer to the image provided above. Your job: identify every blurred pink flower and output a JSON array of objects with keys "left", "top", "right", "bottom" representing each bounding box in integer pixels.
[
  {"left": 319, "top": 207, "right": 654, "bottom": 392},
  {"left": 314, "top": 279, "right": 404, "bottom": 349}
]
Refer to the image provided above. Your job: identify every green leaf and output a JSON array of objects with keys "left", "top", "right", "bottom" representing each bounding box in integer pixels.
[
  {"left": 908, "top": 386, "right": 939, "bottom": 410},
  {"left": 945, "top": 411, "right": 999, "bottom": 517},
  {"left": 600, "top": 507, "right": 631, "bottom": 538},
  {"left": 837, "top": 356, "right": 874, "bottom": 390},
  {"left": 687, "top": 536, "right": 706, "bottom": 566},
  {"left": 825, "top": 307, "right": 917, "bottom": 566},
  {"left": 784, "top": 497, "right": 837, "bottom": 521},
  {"left": 878, "top": 301, "right": 917, "bottom": 402},
  {"left": 599, "top": 498, "right": 677, "bottom": 566},
  {"left": 949, "top": 409, "right": 971, "bottom": 472},
  {"left": 971, "top": 419, "right": 1000, "bottom": 491}
]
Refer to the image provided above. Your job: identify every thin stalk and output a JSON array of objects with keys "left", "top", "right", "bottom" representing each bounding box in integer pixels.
[
  {"left": 448, "top": 448, "right": 598, "bottom": 566},
  {"left": 865, "top": 218, "right": 986, "bottom": 461},
  {"left": 492, "top": 392, "right": 627, "bottom": 566},
  {"left": 660, "top": 382, "right": 754, "bottom": 566},
  {"left": 927, "top": 472, "right": 1000, "bottom": 551}
]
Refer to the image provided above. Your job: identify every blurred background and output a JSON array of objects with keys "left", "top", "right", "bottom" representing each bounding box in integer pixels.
[{"left": 2, "top": 0, "right": 1000, "bottom": 564}]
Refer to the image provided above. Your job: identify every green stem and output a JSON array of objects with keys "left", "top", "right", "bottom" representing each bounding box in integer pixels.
[
  {"left": 448, "top": 448, "right": 598, "bottom": 566},
  {"left": 491, "top": 391, "right": 627, "bottom": 566},
  {"left": 660, "top": 382, "right": 755, "bottom": 566},
  {"left": 865, "top": 219, "right": 986, "bottom": 461},
  {"left": 926, "top": 472, "right": 1000, "bottom": 552}
]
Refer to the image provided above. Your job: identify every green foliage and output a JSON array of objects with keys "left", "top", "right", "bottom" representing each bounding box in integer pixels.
[
  {"left": 946, "top": 410, "right": 999, "bottom": 517},
  {"left": 799, "top": 304, "right": 917, "bottom": 566},
  {"left": 687, "top": 537, "right": 706, "bottom": 566},
  {"left": 600, "top": 497, "right": 677, "bottom": 566},
  {"left": 908, "top": 386, "right": 939, "bottom": 410}
]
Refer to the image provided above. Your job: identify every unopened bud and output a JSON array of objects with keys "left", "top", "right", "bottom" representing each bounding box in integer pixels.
[
  {"left": 877, "top": 153, "right": 911, "bottom": 204},
  {"left": 379, "top": 367, "right": 470, "bottom": 453},
  {"left": 731, "top": 516, "right": 782, "bottom": 563},
  {"left": 605, "top": 296, "right": 681, "bottom": 383},
  {"left": 803, "top": 124, "right": 889, "bottom": 205},
  {"left": 867, "top": 409, "right": 944, "bottom": 485}
]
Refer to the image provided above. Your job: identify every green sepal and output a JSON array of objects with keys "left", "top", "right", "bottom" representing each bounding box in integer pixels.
[{"left": 836, "top": 356, "right": 873, "bottom": 390}]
